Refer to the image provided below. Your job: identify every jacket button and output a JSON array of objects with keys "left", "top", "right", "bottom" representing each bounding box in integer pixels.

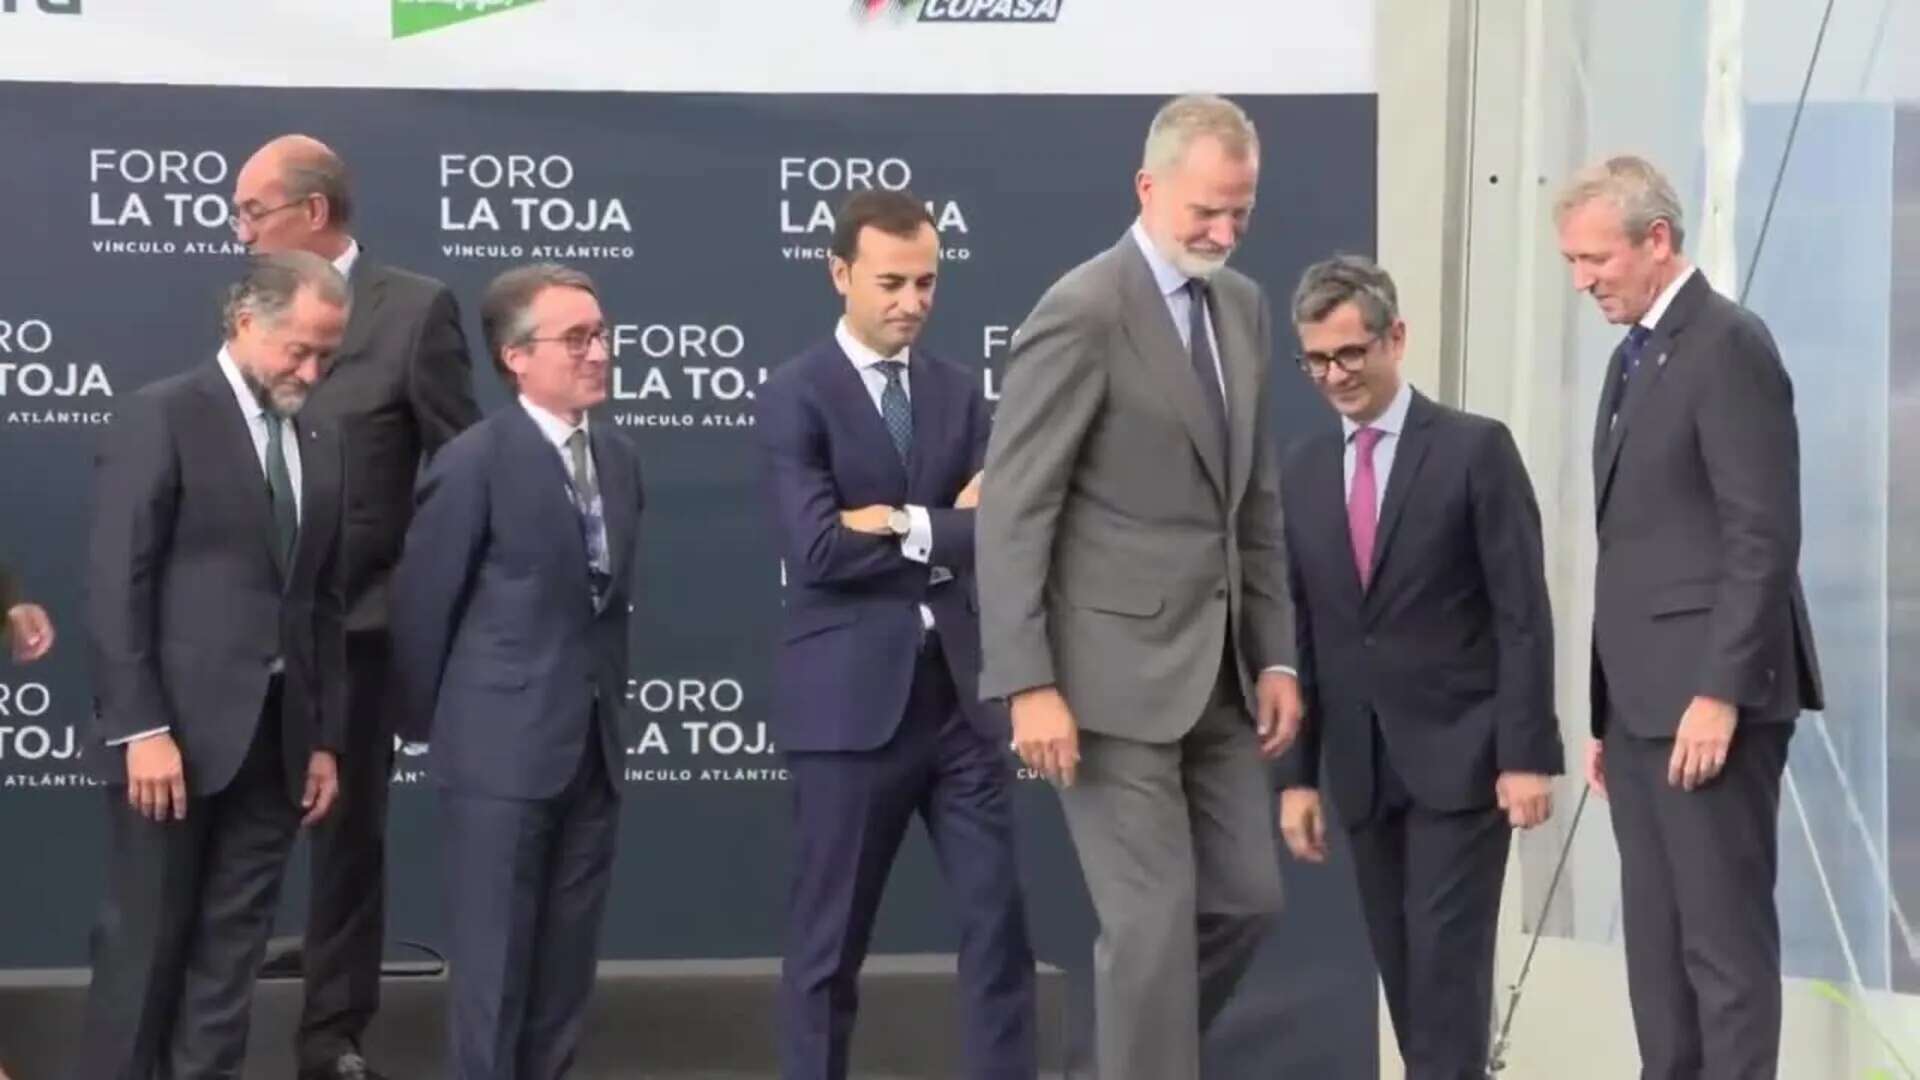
[
  {"left": 1213, "top": 587, "right": 1227, "bottom": 600},
  {"left": 1363, "top": 635, "right": 1376, "bottom": 647}
]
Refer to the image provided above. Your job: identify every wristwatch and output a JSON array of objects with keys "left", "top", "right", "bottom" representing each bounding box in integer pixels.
[{"left": 886, "top": 507, "right": 912, "bottom": 536}]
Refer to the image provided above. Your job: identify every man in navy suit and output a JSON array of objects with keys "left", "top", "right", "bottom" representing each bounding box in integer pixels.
[
  {"left": 390, "top": 263, "right": 643, "bottom": 1080},
  {"left": 754, "top": 189, "right": 1037, "bottom": 1080}
]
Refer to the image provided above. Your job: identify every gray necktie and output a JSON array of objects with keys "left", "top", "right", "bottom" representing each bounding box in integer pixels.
[
  {"left": 264, "top": 413, "right": 298, "bottom": 576},
  {"left": 565, "top": 429, "right": 612, "bottom": 605},
  {"left": 1184, "top": 279, "right": 1229, "bottom": 464},
  {"left": 876, "top": 359, "right": 913, "bottom": 466}
]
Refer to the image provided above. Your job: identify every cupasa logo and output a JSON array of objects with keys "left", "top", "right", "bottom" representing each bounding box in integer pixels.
[
  {"left": 851, "top": 0, "right": 1062, "bottom": 22},
  {"left": 392, "top": 0, "right": 542, "bottom": 39}
]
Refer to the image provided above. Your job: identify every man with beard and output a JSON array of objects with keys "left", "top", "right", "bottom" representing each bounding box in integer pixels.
[
  {"left": 977, "top": 94, "right": 1302, "bottom": 1080},
  {"left": 77, "top": 251, "right": 349, "bottom": 1079}
]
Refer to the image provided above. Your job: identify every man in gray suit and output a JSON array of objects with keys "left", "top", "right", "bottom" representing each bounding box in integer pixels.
[
  {"left": 1558, "top": 155, "right": 1823, "bottom": 1079},
  {"left": 977, "top": 94, "right": 1300, "bottom": 1080}
]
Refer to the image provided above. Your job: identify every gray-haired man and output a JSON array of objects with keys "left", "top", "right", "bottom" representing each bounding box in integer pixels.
[
  {"left": 978, "top": 94, "right": 1300, "bottom": 1080},
  {"left": 1273, "top": 255, "right": 1560, "bottom": 1080},
  {"left": 78, "top": 251, "right": 350, "bottom": 1079}
]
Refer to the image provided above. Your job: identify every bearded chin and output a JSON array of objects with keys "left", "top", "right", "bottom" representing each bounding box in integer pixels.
[{"left": 1173, "top": 247, "right": 1231, "bottom": 280}]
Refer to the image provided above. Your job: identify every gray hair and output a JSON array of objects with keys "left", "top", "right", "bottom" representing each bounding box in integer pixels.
[
  {"left": 1554, "top": 155, "right": 1686, "bottom": 251},
  {"left": 1142, "top": 94, "right": 1260, "bottom": 176},
  {"left": 480, "top": 262, "right": 599, "bottom": 383},
  {"left": 1291, "top": 254, "right": 1400, "bottom": 335},
  {"left": 221, "top": 251, "right": 349, "bottom": 339},
  {"left": 279, "top": 138, "right": 354, "bottom": 229}
]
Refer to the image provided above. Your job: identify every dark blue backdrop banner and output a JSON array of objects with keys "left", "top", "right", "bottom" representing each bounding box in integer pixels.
[{"left": 0, "top": 83, "right": 1378, "bottom": 1076}]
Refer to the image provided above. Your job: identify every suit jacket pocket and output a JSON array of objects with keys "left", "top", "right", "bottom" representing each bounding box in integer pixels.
[
  {"left": 781, "top": 607, "right": 860, "bottom": 644},
  {"left": 1647, "top": 581, "right": 1717, "bottom": 618},
  {"left": 1061, "top": 582, "right": 1164, "bottom": 619},
  {"left": 449, "top": 658, "right": 528, "bottom": 690}
]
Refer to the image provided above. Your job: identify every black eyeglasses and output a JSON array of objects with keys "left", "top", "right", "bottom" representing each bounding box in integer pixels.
[
  {"left": 227, "top": 196, "right": 313, "bottom": 234},
  {"left": 1296, "top": 335, "right": 1380, "bottom": 379},
  {"left": 521, "top": 327, "right": 612, "bottom": 359}
]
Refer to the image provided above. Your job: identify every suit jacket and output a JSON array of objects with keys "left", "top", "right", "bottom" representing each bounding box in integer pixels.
[
  {"left": 0, "top": 562, "right": 15, "bottom": 621},
  {"left": 86, "top": 362, "right": 348, "bottom": 798},
  {"left": 977, "top": 232, "right": 1295, "bottom": 741},
  {"left": 754, "top": 337, "right": 1000, "bottom": 753},
  {"left": 300, "top": 255, "right": 479, "bottom": 634},
  {"left": 1273, "top": 391, "right": 1561, "bottom": 820},
  {"left": 1590, "top": 271, "right": 1823, "bottom": 737},
  {"left": 390, "top": 404, "right": 643, "bottom": 800}
]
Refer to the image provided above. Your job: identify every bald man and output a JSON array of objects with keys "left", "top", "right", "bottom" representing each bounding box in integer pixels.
[{"left": 232, "top": 135, "right": 480, "bottom": 1080}]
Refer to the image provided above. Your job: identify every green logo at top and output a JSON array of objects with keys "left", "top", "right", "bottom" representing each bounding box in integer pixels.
[{"left": 392, "top": 0, "right": 544, "bottom": 39}]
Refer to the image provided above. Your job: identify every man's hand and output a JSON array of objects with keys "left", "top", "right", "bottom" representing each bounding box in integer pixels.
[
  {"left": 301, "top": 750, "right": 340, "bottom": 826},
  {"left": 839, "top": 505, "right": 893, "bottom": 535},
  {"left": 5, "top": 603, "right": 54, "bottom": 664},
  {"left": 954, "top": 471, "right": 983, "bottom": 510},
  {"left": 1496, "top": 771, "right": 1554, "bottom": 829},
  {"left": 1669, "top": 695, "right": 1737, "bottom": 790},
  {"left": 126, "top": 733, "right": 188, "bottom": 822},
  {"left": 1279, "top": 787, "right": 1328, "bottom": 863},
  {"left": 1011, "top": 686, "right": 1079, "bottom": 788},
  {"left": 1584, "top": 740, "right": 1607, "bottom": 799},
  {"left": 1255, "top": 670, "right": 1303, "bottom": 758}
]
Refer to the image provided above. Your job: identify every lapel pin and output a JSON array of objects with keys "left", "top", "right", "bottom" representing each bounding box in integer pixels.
[{"left": 1656, "top": 352, "right": 1669, "bottom": 368}]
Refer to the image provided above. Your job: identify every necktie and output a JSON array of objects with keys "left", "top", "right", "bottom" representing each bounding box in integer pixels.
[
  {"left": 564, "top": 429, "right": 612, "bottom": 607},
  {"left": 1184, "top": 279, "right": 1229, "bottom": 464},
  {"left": 1606, "top": 324, "right": 1653, "bottom": 427},
  {"left": 876, "top": 359, "right": 913, "bottom": 466},
  {"left": 1349, "top": 426, "right": 1385, "bottom": 588},
  {"left": 264, "top": 413, "right": 298, "bottom": 576}
]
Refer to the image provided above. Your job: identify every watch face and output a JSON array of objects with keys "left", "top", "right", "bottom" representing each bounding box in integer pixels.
[{"left": 889, "top": 509, "right": 910, "bottom": 534}]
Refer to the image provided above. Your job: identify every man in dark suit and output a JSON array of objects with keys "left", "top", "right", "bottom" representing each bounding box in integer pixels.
[
  {"left": 78, "top": 251, "right": 349, "bottom": 1079},
  {"left": 1272, "top": 255, "right": 1561, "bottom": 1080},
  {"left": 755, "top": 190, "right": 1037, "bottom": 1080},
  {"left": 1557, "top": 155, "right": 1823, "bottom": 1079},
  {"left": 391, "top": 262, "right": 642, "bottom": 1080},
  {"left": 231, "top": 133, "right": 480, "bottom": 1080},
  {"left": 0, "top": 564, "right": 54, "bottom": 664},
  {"left": 977, "top": 95, "right": 1299, "bottom": 1080}
]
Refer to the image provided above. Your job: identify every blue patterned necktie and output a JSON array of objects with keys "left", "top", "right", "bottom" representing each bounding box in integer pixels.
[
  {"left": 1607, "top": 324, "right": 1653, "bottom": 427},
  {"left": 876, "top": 359, "right": 913, "bottom": 465},
  {"left": 564, "top": 429, "right": 612, "bottom": 609}
]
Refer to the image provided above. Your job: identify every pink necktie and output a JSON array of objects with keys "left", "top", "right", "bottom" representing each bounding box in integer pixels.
[{"left": 1349, "top": 426, "right": 1384, "bottom": 588}]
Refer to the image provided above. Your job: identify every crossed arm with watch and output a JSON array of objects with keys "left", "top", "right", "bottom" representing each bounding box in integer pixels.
[{"left": 839, "top": 470, "right": 983, "bottom": 539}]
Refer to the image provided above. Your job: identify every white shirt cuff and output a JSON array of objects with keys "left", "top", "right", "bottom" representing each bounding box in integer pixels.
[
  {"left": 900, "top": 504, "right": 933, "bottom": 564},
  {"left": 107, "top": 726, "right": 170, "bottom": 748},
  {"left": 1260, "top": 665, "right": 1297, "bottom": 677}
]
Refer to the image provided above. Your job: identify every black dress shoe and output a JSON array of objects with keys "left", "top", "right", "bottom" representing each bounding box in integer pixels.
[{"left": 302, "top": 1052, "right": 389, "bottom": 1080}]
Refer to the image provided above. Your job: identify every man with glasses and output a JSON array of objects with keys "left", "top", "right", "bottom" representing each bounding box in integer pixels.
[
  {"left": 391, "top": 263, "right": 641, "bottom": 1080},
  {"left": 231, "top": 133, "right": 479, "bottom": 1080},
  {"left": 1272, "top": 255, "right": 1560, "bottom": 1080}
]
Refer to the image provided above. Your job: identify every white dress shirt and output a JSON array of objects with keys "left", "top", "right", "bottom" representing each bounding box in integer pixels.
[
  {"left": 1342, "top": 379, "right": 1414, "bottom": 513},
  {"left": 519, "top": 394, "right": 597, "bottom": 490},
  {"left": 332, "top": 237, "right": 360, "bottom": 282},
  {"left": 835, "top": 319, "right": 945, "bottom": 630}
]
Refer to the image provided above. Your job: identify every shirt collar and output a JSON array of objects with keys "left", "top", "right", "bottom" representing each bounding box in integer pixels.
[
  {"left": 1341, "top": 378, "right": 1414, "bottom": 442},
  {"left": 216, "top": 346, "right": 267, "bottom": 423},
  {"left": 1130, "top": 218, "right": 1190, "bottom": 300},
  {"left": 332, "top": 238, "right": 360, "bottom": 282},
  {"left": 1639, "top": 263, "right": 1696, "bottom": 332},
  {"left": 835, "top": 318, "right": 909, "bottom": 371},
  {"left": 518, "top": 394, "right": 589, "bottom": 450}
]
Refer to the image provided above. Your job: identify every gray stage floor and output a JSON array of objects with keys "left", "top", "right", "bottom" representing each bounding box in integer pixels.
[{"left": 0, "top": 955, "right": 1070, "bottom": 1078}]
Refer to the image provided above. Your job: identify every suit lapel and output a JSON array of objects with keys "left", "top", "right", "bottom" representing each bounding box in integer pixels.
[
  {"left": 1367, "top": 391, "right": 1435, "bottom": 594},
  {"left": 329, "top": 258, "right": 386, "bottom": 376},
  {"left": 822, "top": 342, "right": 910, "bottom": 491},
  {"left": 195, "top": 364, "right": 283, "bottom": 580},
  {"left": 1113, "top": 239, "right": 1228, "bottom": 500},
  {"left": 906, "top": 353, "right": 950, "bottom": 502},
  {"left": 1311, "top": 431, "right": 1365, "bottom": 610},
  {"left": 1214, "top": 285, "right": 1262, "bottom": 513},
  {"left": 590, "top": 423, "right": 638, "bottom": 594},
  {"left": 285, "top": 416, "right": 338, "bottom": 595},
  {"left": 1593, "top": 271, "right": 1709, "bottom": 516},
  {"left": 501, "top": 405, "right": 594, "bottom": 599}
]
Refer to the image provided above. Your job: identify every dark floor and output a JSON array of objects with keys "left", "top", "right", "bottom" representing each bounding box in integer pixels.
[{"left": 0, "top": 954, "right": 1069, "bottom": 1079}]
